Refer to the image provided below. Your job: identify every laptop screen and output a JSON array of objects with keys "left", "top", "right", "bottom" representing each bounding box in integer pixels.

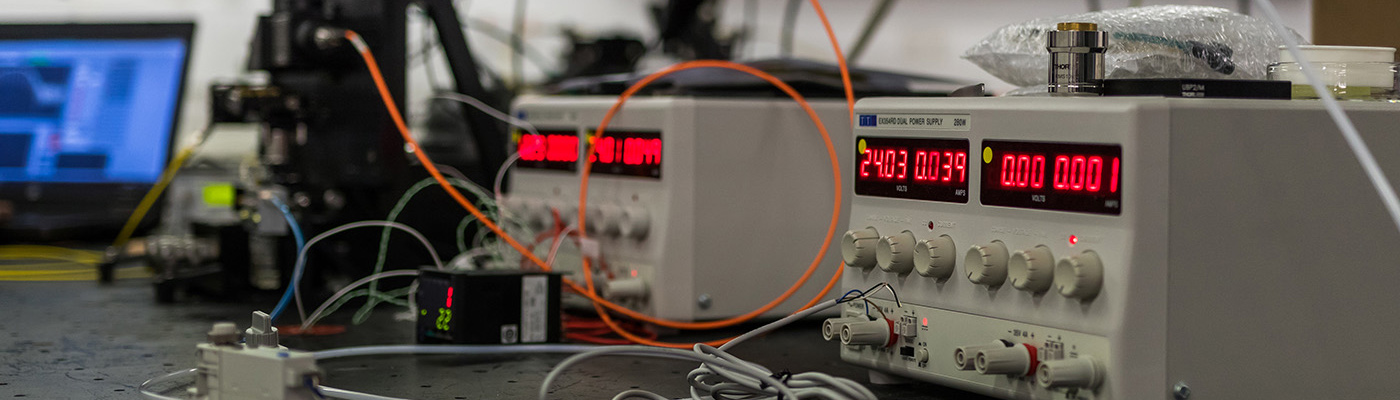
[{"left": 0, "top": 36, "right": 187, "bottom": 184}]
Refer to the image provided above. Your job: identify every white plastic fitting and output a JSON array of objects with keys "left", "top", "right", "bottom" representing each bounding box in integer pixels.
[
  {"left": 953, "top": 342, "right": 1008, "bottom": 371},
  {"left": 840, "top": 319, "right": 894, "bottom": 347},
  {"left": 975, "top": 344, "right": 1036, "bottom": 376},
  {"left": 244, "top": 311, "right": 280, "bottom": 349},
  {"left": 603, "top": 277, "right": 648, "bottom": 299},
  {"left": 821, "top": 316, "right": 866, "bottom": 341},
  {"left": 1037, "top": 356, "right": 1104, "bottom": 389}
]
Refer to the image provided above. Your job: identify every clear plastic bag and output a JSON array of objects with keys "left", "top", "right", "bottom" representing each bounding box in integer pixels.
[{"left": 964, "top": 5, "right": 1307, "bottom": 88}]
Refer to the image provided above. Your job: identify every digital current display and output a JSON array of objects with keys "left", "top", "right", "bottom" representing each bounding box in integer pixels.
[
  {"left": 512, "top": 130, "right": 662, "bottom": 178},
  {"left": 980, "top": 140, "right": 1122, "bottom": 215},
  {"left": 587, "top": 130, "right": 662, "bottom": 179},
  {"left": 515, "top": 130, "right": 580, "bottom": 172},
  {"left": 853, "top": 137, "right": 970, "bottom": 203}
]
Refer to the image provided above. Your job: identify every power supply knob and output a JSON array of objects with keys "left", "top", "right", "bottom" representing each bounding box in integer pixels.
[
  {"left": 1008, "top": 246, "right": 1055, "bottom": 293},
  {"left": 585, "top": 204, "right": 622, "bottom": 237},
  {"left": 915, "top": 347, "right": 930, "bottom": 364},
  {"left": 965, "top": 241, "right": 1009, "bottom": 287},
  {"left": 1037, "top": 357, "right": 1104, "bottom": 389},
  {"left": 876, "top": 231, "right": 917, "bottom": 274},
  {"left": 841, "top": 227, "right": 880, "bottom": 269},
  {"left": 914, "top": 235, "right": 956, "bottom": 279},
  {"left": 619, "top": 206, "right": 650, "bottom": 239},
  {"left": 1054, "top": 250, "right": 1104, "bottom": 300}
]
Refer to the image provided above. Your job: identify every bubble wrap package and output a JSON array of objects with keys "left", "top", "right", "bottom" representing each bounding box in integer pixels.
[{"left": 963, "top": 5, "right": 1307, "bottom": 88}]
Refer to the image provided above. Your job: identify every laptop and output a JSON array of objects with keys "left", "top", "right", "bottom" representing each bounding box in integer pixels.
[{"left": 0, "top": 22, "right": 195, "bottom": 241}]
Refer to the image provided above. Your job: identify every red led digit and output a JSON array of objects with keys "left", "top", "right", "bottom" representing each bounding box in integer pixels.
[
  {"left": 546, "top": 135, "right": 578, "bottom": 162},
  {"left": 1086, "top": 156, "right": 1103, "bottom": 192},
  {"left": 1069, "top": 156, "right": 1086, "bottom": 190},
  {"left": 1016, "top": 155, "right": 1031, "bottom": 187},
  {"left": 1030, "top": 155, "right": 1045, "bottom": 189},
  {"left": 1053, "top": 155, "right": 1069, "bottom": 189},
  {"left": 897, "top": 150, "right": 908, "bottom": 179},
  {"left": 446, "top": 286, "right": 454, "bottom": 308},
  {"left": 936, "top": 151, "right": 949, "bottom": 182},
  {"left": 884, "top": 149, "right": 898, "bottom": 178},
  {"left": 643, "top": 138, "right": 662, "bottom": 165},
  {"left": 1110, "top": 157, "right": 1120, "bottom": 193},
  {"left": 913, "top": 151, "right": 926, "bottom": 181},
  {"left": 596, "top": 137, "right": 613, "bottom": 163},
  {"left": 954, "top": 152, "right": 967, "bottom": 183},
  {"left": 519, "top": 134, "right": 545, "bottom": 161},
  {"left": 1001, "top": 154, "right": 1015, "bottom": 187},
  {"left": 860, "top": 149, "right": 872, "bottom": 178}
]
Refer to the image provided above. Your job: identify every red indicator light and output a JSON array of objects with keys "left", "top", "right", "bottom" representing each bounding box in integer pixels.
[
  {"left": 1069, "top": 235, "right": 1079, "bottom": 246},
  {"left": 630, "top": 270, "right": 638, "bottom": 278},
  {"left": 445, "top": 287, "right": 454, "bottom": 308},
  {"left": 921, "top": 317, "right": 928, "bottom": 327}
]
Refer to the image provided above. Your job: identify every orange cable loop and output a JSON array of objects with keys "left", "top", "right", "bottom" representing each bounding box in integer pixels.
[{"left": 345, "top": 0, "right": 853, "bottom": 345}]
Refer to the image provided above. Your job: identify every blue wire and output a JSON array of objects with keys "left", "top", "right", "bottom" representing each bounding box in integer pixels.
[
  {"left": 267, "top": 196, "right": 306, "bottom": 323},
  {"left": 837, "top": 289, "right": 870, "bottom": 316}
]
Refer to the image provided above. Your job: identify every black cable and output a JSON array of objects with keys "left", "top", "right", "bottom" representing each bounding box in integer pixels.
[
  {"left": 779, "top": 0, "right": 801, "bottom": 58},
  {"left": 846, "top": 0, "right": 896, "bottom": 65}
]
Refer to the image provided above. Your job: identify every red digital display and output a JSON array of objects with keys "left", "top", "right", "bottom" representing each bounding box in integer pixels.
[
  {"left": 854, "top": 137, "right": 970, "bottom": 203},
  {"left": 514, "top": 130, "right": 580, "bottom": 172},
  {"left": 588, "top": 130, "right": 662, "bottom": 178},
  {"left": 512, "top": 130, "right": 663, "bottom": 178},
  {"left": 981, "top": 140, "right": 1122, "bottom": 215}
]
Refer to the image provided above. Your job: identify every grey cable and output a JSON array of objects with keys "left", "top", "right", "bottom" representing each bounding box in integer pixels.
[
  {"left": 846, "top": 0, "right": 896, "bottom": 65},
  {"left": 511, "top": 0, "right": 528, "bottom": 89},
  {"left": 779, "top": 0, "right": 802, "bottom": 58}
]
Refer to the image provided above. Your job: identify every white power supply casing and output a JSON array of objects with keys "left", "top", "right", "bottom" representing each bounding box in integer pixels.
[
  {"left": 836, "top": 97, "right": 1400, "bottom": 399},
  {"left": 507, "top": 96, "right": 851, "bottom": 321}
]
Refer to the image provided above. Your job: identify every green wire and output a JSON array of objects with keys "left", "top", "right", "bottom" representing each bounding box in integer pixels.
[
  {"left": 312, "top": 286, "right": 414, "bottom": 328},
  {"left": 356, "top": 177, "right": 495, "bottom": 325},
  {"left": 456, "top": 215, "right": 478, "bottom": 254}
]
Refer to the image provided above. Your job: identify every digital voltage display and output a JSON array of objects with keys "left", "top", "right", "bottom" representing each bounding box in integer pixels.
[
  {"left": 980, "top": 140, "right": 1122, "bottom": 215},
  {"left": 512, "top": 130, "right": 662, "bottom": 179},
  {"left": 588, "top": 130, "right": 662, "bottom": 179},
  {"left": 515, "top": 130, "right": 579, "bottom": 172},
  {"left": 853, "top": 137, "right": 970, "bottom": 203}
]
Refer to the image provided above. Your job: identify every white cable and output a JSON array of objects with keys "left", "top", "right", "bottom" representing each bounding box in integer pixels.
[
  {"left": 301, "top": 270, "right": 421, "bottom": 330},
  {"left": 433, "top": 93, "right": 540, "bottom": 137},
  {"left": 1253, "top": 0, "right": 1400, "bottom": 237},
  {"left": 291, "top": 221, "right": 445, "bottom": 324},
  {"left": 494, "top": 151, "right": 522, "bottom": 202},
  {"left": 141, "top": 345, "right": 603, "bottom": 400},
  {"left": 312, "top": 344, "right": 599, "bottom": 359},
  {"left": 319, "top": 386, "right": 408, "bottom": 400},
  {"left": 541, "top": 298, "right": 875, "bottom": 400},
  {"left": 545, "top": 225, "right": 578, "bottom": 267}
]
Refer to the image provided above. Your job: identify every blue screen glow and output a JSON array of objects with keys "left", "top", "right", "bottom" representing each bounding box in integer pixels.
[{"left": 0, "top": 38, "right": 186, "bottom": 184}]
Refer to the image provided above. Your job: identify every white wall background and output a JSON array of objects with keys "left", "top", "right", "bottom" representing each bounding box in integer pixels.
[{"left": 1, "top": 0, "right": 1313, "bottom": 145}]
